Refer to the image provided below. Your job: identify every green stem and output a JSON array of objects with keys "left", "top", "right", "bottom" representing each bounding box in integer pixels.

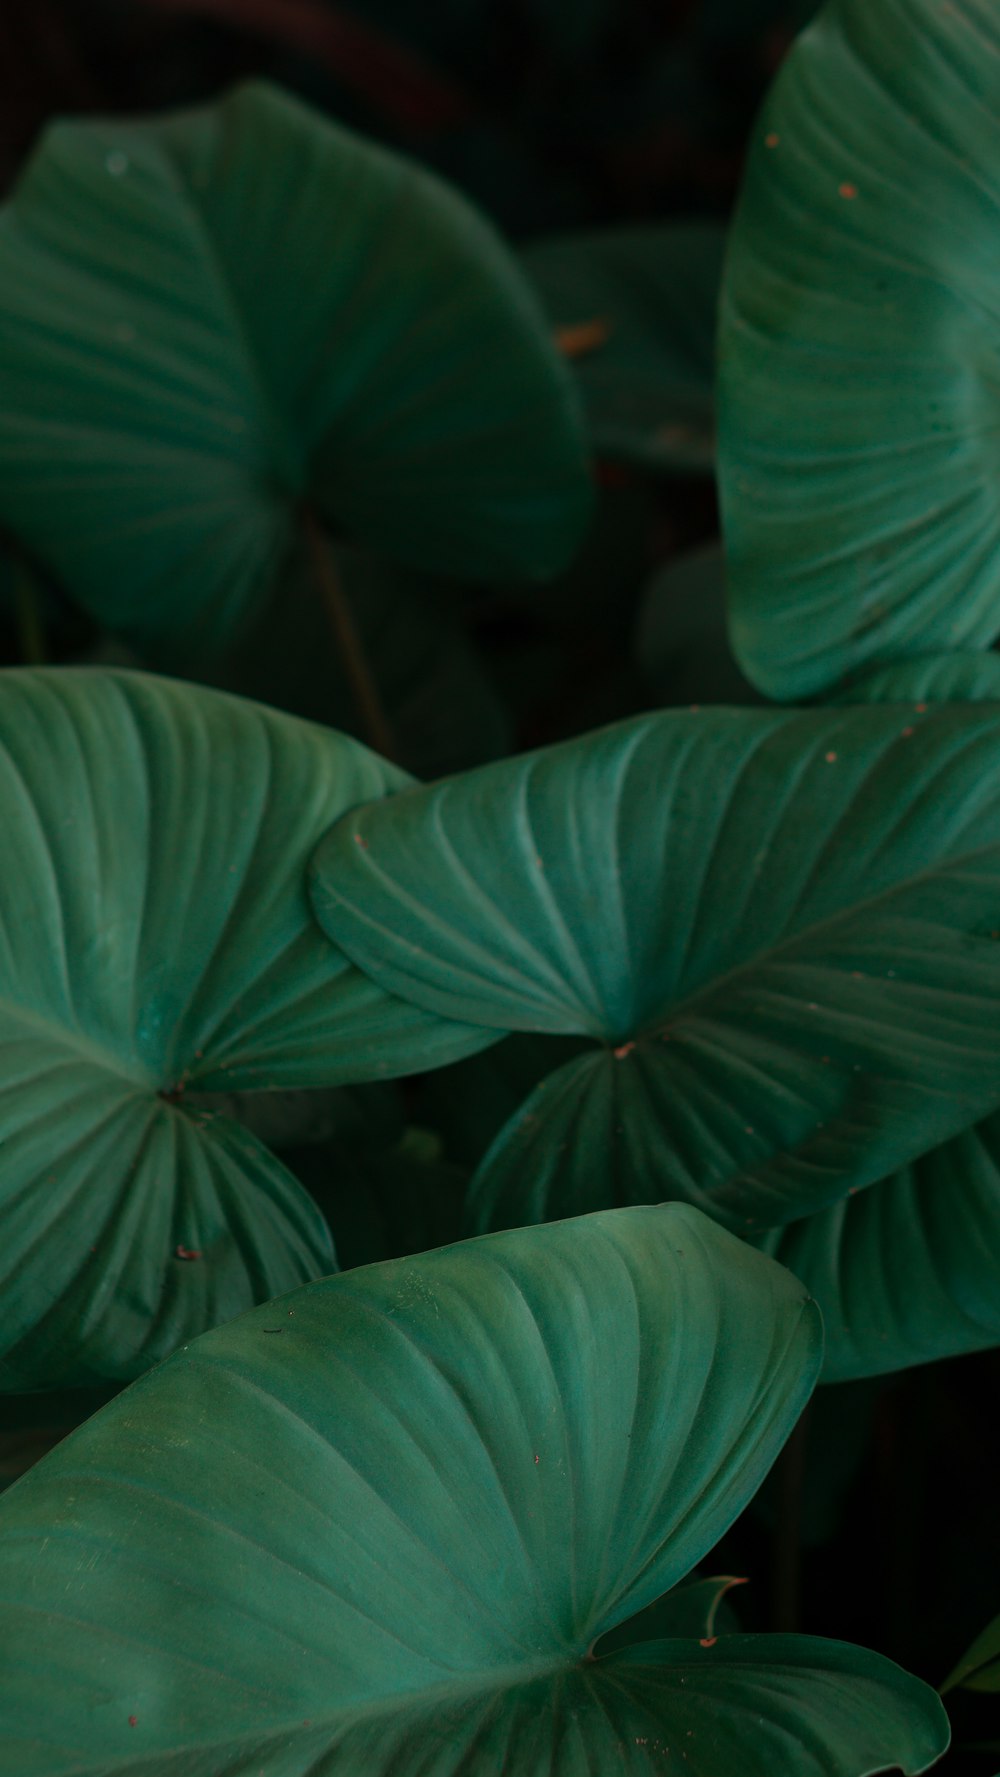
[{"left": 304, "top": 510, "right": 396, "bottom": 761}]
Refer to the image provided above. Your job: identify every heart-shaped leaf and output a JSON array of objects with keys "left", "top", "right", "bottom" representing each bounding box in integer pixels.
[
  {"left": 0, "top": 668, "right": 490, "bottom": 1391},
  {"left": 524, "top": 223, "right": 725, "bottom": 474},
  {"left": 0, "top": 1204, "right": 948, "bottom": 1775},
  {"left": 312, "top": 704, "right": 1000, "bottom": 1237},
  {"left": 0, "top": 81, "right": 591, "bottom": 664},
  {"left": 717, "top": 0, "right": 1000, "bottom": 699}
]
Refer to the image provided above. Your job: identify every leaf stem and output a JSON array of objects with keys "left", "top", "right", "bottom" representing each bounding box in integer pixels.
[{"left": 303, "top": 509, "right": 396, "bottom": 761}]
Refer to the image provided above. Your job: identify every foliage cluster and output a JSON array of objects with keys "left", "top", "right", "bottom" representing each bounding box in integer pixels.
[{"left": 0, "top": 1, "right": 998, "bottom": 1772}]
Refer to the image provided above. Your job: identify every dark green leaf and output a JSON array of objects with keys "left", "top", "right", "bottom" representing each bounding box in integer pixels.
[
  {"left": 718, "top": 0, "right": 1000, "bottom": 698},
  {"left": 634, "top": 542, "right": 764, "bottom": 706},
  {"left": 200, "top": 540, "right": 511, "bottom": 779},
  {"left": 0, "top": 1205, "right": 944, "bottom": 1774},
  {"left": 0, "top": 81, "right": 591, "bottom": 663},
  {"left": 0, "top": 668, "right": 489, "bottom": 1390},
  {"left": 524, "top": 223, "right": 725, "bottom": 474},
  {"left": 944, "top": 1613, "right": 1000, "bottom": 1693},
  {"left": 312, "top": 705, "right": 1000, "bottom": 1241},
  {"left": 759, "top": 1116, "right": 1000, "bottom": 1379}
]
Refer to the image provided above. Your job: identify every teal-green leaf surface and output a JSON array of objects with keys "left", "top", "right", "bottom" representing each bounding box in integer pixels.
[
  {"left": 836, "top": 655, "right": 1000, "bottom": 707},
  {"left": 717, "top": 0, "right": 1000, "bottom": 699},
  {"left": 759, "top": 1114, "right": 1000, "bottom": 1379},
  {"left": 312, "top": 705, "right": 1000, "bottom": 1237},
  {"left": 0, "top": 669, "right": 489, "bottom": 1390},
  {"left": 0, "top": 81, "right": 591, "bottom": 663},
  {"left": 0, "top": 1204, "right": 947, "bottom": 1774},
  {"left": 524, "top": 223, "right": 725, "bottom": 474}
]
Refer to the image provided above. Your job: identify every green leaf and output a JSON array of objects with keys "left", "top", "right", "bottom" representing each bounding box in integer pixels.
[
  {"left": 0, "top": 668, "right": 490, "bottom": 1391},
  {"left": 635, "top": 542, "right": 764, "bottom": 706},
  {"left": 718, "top": 0, "right": 1000, "bottom": 699},
  {"left": 524, "top": 223, "right": 725, "bottom": 474},
  {"left": 943, "top": 1613, "right": 1000, "bottom": 1693},
  {"left": 0, "top": 1204, "right": 946, "bottom": 1774},
  {"left": 759, "top": 1114, "right": 1000, "bottom": 1379},
  {"left": 312, "top": 704, "right": 1000, "bottom": 1241},
  {"left": 0, "top": 81, "right": 591, "bottom": 664},
  {"left": 836, "top": 654, "right": 1000, "bottom": 708}
]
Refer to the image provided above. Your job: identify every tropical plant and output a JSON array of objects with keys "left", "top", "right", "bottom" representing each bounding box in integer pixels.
[{"left": 0, "top": 0, "right": 997, "bottom": 1766}]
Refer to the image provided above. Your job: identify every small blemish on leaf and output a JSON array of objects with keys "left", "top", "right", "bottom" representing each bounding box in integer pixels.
[
  {"left": 175, "top": 1246, "right": 201, "bottom": 1261},
  {"left": 765, "top": 131, "right": 780, "bottom": 148},
  {"left": 614, "top": 1041, "right": 635, "bottom": 1060},
  {"left": 353, "top": 833, "right": 369, "bottom": 849},
  {"left": 700, "top": 1637, "right": 718, "bottom": 1648},
  {"left": 555, "top": 317, "right": 611, "bottom": 359},
  {"left": 128, "top": 1716, "right": 138, "bottom": 1728},
  {"left": 824, "top": 751, "right": 838, "bottom": 763},
  {"left": 838, "top": 182, "right": 858, "bottom": 200}
]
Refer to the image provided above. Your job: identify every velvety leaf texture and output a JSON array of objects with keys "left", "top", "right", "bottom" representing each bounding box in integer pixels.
[
  {"left": 0, "top": 668, "right": 489, "bottom": 1390},
  {"left": 717, "top": 0, "right": 1000, "bottom": 698},
  {"left": 0, "top": 1205, "right": 946, "bottom": 1774},
  {"left": 523, "top": 223, "right": 725, "bottom": 474},
  {"left": 0, "top": 80, "right": 591, "bottom": 663}
]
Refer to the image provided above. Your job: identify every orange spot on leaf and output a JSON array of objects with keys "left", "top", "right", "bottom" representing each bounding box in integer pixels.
[{"left": 555, "top": 317, "right": 612, "bottom": 360}]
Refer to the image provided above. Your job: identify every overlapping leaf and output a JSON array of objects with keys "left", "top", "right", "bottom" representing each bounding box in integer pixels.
[
  {"left": 0, "top": 1205, "right": 947, "bottom": 1775},
  {"left": 718, "top": 0, "right": 1000, "bottom": 698},
  {"left": 0, "top": 81, "right": 591, "bottom": 663},
  {"left": 0, "top": 668, "right": 490, "bottom": 1390},
  {"left": 759, "top": 1116, "right": 1000, "bottom": 1379},
  {"left": 312, "top": 704, "right": 1000, "bottom": 1237}
]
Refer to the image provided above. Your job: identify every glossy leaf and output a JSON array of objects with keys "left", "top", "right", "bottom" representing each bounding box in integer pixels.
[
  {"left": 760, "top": 1115, "right": 1000, "bottom": 1379},
  {"left": 313, "top": 704, "right": 1000, "bottom": 1239},
  {"left": 524, "top": 223, "right": 725, "bottom": 473},
  {"left": 0, "top": 81, "right": 591, "bottom": 663},
  {"left": 718, "top": 0, "right": 1000, "bottom": 699},
  {"left": 0, "top": 668, "right": 489, "bottom": 1390},
  {"left": 0, "top": 1204, "right": 946, "bottom": 1774}
]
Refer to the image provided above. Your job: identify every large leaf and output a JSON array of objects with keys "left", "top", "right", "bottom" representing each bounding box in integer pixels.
[
  {"left": 0, "top": 668, "right": 490, "bottom": 1391},
  {"left": 759, "top": 1115, "right": 1000, "bottom": 1379},
  {"left": 717, "top": 0, "right": 1000, "bottom": 700},
  {"left": 312, "top": 703, "right": 1000, "bottom": 1240},
  {"left": 0, "top": 1205, "right": 947, "bottom": 1775},
  {"left": 0, "top": 81, "right": 591, "bottom": 664},
  {"left": 523, "top": 223, "right": 725, "bottom": 474}
]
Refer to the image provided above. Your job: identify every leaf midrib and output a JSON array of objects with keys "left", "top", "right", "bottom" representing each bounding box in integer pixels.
[{"left": 631, "top": 832, "right": 1000, "bottom": 1045}]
